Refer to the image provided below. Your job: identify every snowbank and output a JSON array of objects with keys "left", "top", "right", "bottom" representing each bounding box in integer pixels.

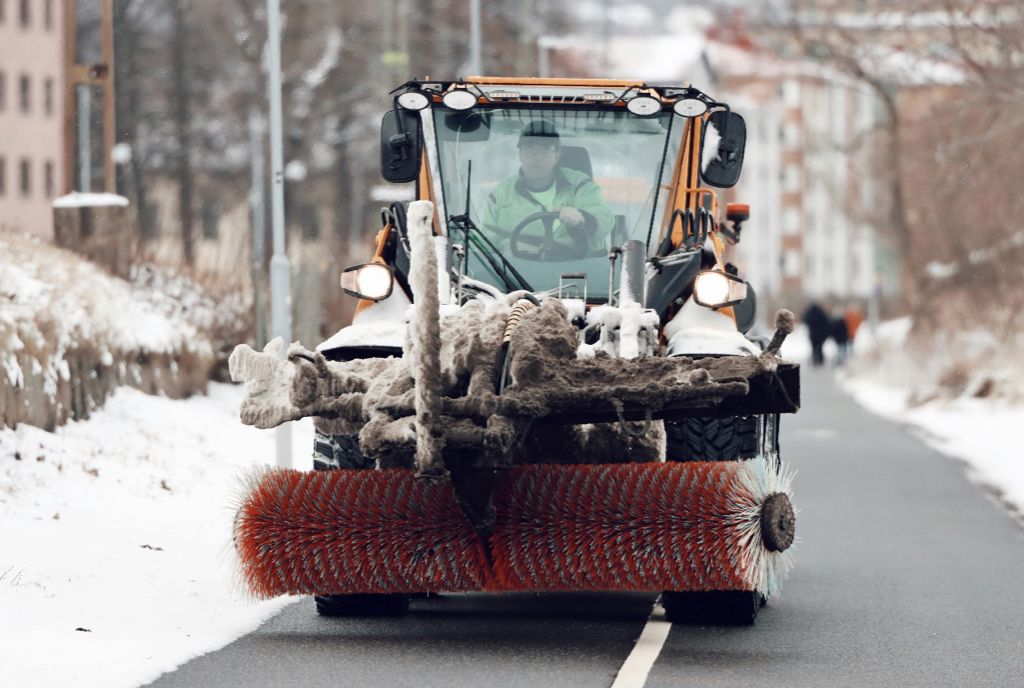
[
  {"left": 0, "top": 231, "right": 249, "bottom": 430},
  {"left": 846, "top": 316, "right": 1021, "bottom": 403},
  {"left": 840, "top": 317, "right": 1024, "bottom": 519},
  {"left": 0, "top": 383, "right": 314, "bottom": 687}
]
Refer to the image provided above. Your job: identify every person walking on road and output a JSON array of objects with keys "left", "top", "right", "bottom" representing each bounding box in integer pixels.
[
  {"left": 844, "top": 304, "right": 865, "bottom": 350},
  {"left": 802, "top": 301, "right": 830, "bottom": 367},
  {"left": 832, "top": 311, "right": 850, "bottom": 366}
]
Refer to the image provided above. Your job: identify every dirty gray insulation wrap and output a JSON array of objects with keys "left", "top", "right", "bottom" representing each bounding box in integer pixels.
[{"left": 228, "top": 296, "right": 796, "bottom": 469}]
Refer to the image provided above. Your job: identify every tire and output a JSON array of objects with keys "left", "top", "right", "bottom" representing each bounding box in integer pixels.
[
  {"left": 312, "top": 433, "right": 385, "bottom": 615},
  {"left": 315, "top": 594, "right": 410, "bottom": 618},
  {"left": 662, "top": 416, "right": 776, "bottom": 625},
  {"left": 664, "top": 415, "right": 761, "bottom": 462},
  {"left": 312, "top": 431, "right": 372, "bottom": 471},
  {"left": 662, "top": 590, "right": 760, "bottom": 626}
]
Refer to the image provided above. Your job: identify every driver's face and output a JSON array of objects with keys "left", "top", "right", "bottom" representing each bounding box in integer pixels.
[{"left": 519, "top": 141, "right": 559, "bottom": 181}]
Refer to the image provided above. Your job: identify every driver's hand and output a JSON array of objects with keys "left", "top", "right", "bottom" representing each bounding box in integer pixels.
[{"left": 558, "top": 207, "right": 584, "bottom": 227}]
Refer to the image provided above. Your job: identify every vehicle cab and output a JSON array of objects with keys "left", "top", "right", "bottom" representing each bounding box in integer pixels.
[{"left": 319, "top": 77, "right": 755, "bottom": 363}]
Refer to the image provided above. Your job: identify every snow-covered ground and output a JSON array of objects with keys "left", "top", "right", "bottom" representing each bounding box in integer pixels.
[
  {"left": 0, "top": 383, "right": 313, "bottom": 687},
  {"left": 784, "top": 318, "right": 1024, "bottom": 521}
]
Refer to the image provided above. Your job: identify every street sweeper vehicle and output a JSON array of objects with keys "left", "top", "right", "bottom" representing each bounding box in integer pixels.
[{"left": 229, "top": 77, "right": 801, "bottom": 626}]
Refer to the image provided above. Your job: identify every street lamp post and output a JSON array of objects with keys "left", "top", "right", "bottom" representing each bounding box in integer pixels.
[
  {"left": 469, "top": 0, "right": 481, "bottom": 75},
  {"left": 266, "top": 0, "right": 293, "bottom": 468}
]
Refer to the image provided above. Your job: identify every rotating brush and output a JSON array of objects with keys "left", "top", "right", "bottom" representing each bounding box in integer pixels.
[{"left": 233, "top": 459, "right": 795, "bottom": 599}]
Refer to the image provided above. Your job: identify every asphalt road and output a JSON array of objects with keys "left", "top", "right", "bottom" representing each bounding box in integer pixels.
[{"left": 147, "top": 368, "right": 1024, "bottom": 688}]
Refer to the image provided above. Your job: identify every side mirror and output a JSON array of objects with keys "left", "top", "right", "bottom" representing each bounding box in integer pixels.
[
  {"left": 700, "top": 111, "right": 746, "bottom": 189},
  {"left": 380, "top": 109, "right": 423, "bottom": 183}
]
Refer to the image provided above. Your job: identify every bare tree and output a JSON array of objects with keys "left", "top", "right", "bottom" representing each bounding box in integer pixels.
[{"left": 170, "top": 0, "right": 195, "bottom": 266}]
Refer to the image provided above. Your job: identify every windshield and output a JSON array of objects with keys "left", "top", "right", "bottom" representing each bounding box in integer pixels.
[{"left": 433, "top": 107, "right": 681, "bottom": 300}]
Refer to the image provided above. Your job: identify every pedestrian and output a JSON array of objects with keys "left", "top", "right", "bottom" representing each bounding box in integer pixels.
[
  {"left": 801, "top": 301, "right": 830, "bottom": 367},
  {"left": 844, "top": 304, "right": 864, "bottom": 350},
  {"left": 832, "top": 312, "right": 849, "bottom": 366}
]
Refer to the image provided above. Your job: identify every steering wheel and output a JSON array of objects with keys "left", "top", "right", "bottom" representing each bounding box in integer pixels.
[{"left": 509, "top": 211, "right": 589, "bottom": 262}]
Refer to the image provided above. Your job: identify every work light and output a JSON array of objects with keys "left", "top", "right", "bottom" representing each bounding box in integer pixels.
[
  {"left": 693, "top": 270, "right": 747, "bottom": 309},
  {"left": 340, "top": 263, "right": 394, "bottom": 301}
]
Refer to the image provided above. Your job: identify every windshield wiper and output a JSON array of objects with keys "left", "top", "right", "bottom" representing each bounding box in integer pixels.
[
  {"left": 449, "top": 213, "right": 533, "bottom": 294},
  {"left": 448, "top": 160, "right": 532, "bottom": 293}
]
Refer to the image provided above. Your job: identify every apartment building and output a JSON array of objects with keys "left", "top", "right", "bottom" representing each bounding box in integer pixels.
[
  {"left": 0, "top": 0, "right": 64, "bottom": 239},
  {"left": 707, "top": 39, "right": 890, "bottom": 309}
]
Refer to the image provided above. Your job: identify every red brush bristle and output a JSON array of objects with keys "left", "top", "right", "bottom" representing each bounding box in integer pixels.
[
  {"left": 234, "top": 462, "right": 770, "bottom": 598},
  {"left": 490, "top": 463, "right": 753, "bottom": 592},
  {"left": 234, "top": 468, "right": 488, "bottom": 598}
]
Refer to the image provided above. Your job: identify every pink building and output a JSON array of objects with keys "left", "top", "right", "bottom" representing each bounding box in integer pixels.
[{"left": 0, "top": 0, "right": 65, "bottom": 239}]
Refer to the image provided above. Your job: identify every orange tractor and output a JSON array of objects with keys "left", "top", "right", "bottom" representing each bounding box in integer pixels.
[{"left": 230, "top": 78, "right": 800, "bottom": 625}]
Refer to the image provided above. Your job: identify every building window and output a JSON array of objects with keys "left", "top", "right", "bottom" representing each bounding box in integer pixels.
[
  {"left": 0, "top": 157, "right": 6, "bottom": 197},
  {"left": 0, "top": 71, "right": 6, "bottom": 111},
  {"left": 782, "top": 122, "right": 800, "bottom": 148},
  {"left": 782, "top": 250, "right": 801, "bottom": 278},
  {"left": 19, "top": 74, "right": 30, "bottom": 113},
  {"left": 44, "top": 160, "right": 54, "bottom": 198},
  {"left": 782, "top": 80, "right": 801, "bottom": 108},
  {"left": 18, "top": 0, "right": 28, "bottom": 27},
  {"left": 0, "top": 0, "right": 5, "bottom": 24},
  {"left": 784, "top": 165, "right": 801, "bottom": 193},
  {"left": 783, "top": 207, "right": 801, "bottom": 236},
  {"left": 44, "top": 77, "right": 53, "bottom": 115},
  {"left": 45, "top": 0, "right": 52, "bottom": 30},
  {"left": 19, "top": 158, "right": 31, "bottom": 197}
]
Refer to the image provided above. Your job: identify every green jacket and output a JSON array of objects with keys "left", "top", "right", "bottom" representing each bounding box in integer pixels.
[{"left": 481, "top": 167, "right": 613, "bottom": 253}]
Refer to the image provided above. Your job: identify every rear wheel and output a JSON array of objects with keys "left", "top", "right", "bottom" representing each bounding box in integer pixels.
[{"left": 662, "top": 414, "right": 780, "bottom": 625}]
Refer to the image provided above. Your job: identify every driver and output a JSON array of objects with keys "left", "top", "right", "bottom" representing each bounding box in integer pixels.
[{"left": 481, "top": 120, "right": 613, "bottom": 255}]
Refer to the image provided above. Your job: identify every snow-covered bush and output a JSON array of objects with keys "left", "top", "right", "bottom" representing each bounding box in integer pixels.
[
  {"left": 846, "top": 316, "right": 1023, "bottom": 405},
  {"left": 0, "top": 231, "right": 250, "bottom": 430}
]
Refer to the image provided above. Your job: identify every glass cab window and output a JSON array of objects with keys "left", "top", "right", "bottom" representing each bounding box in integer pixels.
[{"left": 434, "top": 107, "right": 682, "bottom": 300}]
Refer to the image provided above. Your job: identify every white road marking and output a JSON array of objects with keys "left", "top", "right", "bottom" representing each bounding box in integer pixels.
[{"left": 610, "top": 600, "right": 672, "bottom": 688}]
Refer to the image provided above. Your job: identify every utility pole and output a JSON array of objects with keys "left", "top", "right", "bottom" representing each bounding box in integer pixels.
[
  {"left": 469, "top": 0, "right": 481, "bottom": 75},
  {"left": 267, "top": 0, "right": 293, "bottom": 468},
  {"left": 63, "top": 0, "right": 116, "bottom": 193},
  {"left": 602, "top": 0, "right": 610, "bottom": 74},
  {"left": 249, "top": 108, "right": 268, "bottom": 349}
]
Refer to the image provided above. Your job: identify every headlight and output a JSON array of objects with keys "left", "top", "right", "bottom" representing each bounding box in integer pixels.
[
  {"left": 693, "top": 270, "right": 748, "bottom": 309},
  {"left": 340, "top": 263, "right": 394, "bottom": 301}
]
